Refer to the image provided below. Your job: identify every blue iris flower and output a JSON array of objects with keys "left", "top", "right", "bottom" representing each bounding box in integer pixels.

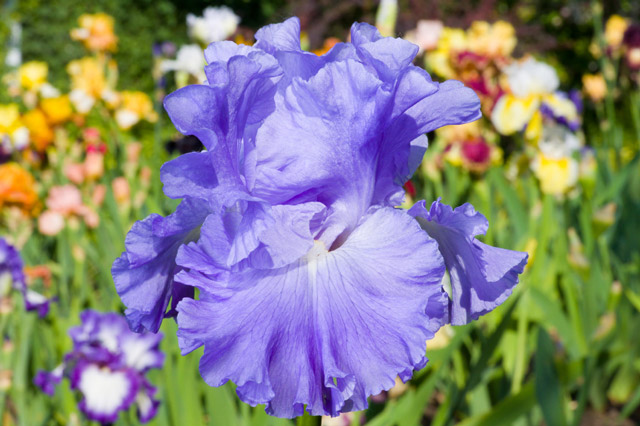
[{"left": 112, "top": 18, "right": 527, "bottom": 418}]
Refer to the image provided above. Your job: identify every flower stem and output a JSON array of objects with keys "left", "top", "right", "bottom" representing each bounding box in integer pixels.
[{"left": 296, "top": 412, "right": 322, "bottom": 426}]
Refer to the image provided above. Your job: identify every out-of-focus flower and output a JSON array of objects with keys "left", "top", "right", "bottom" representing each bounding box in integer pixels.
[
  {"left": 375, "top": 0, "right": 398, "bottom": 37},
  {"left": 582, "top": 73, "right": 607, "bottom": 101},
  {"left": 125, "top": 142, "right": 143, "bottom": 165},
  {"left": 404, "top": 20, "right": 443, "bottom": 55},
  {"left": 46, "top": 185, "right": 84, "bottom": 216},
  {"left": 112, "top": 18, "right": 527, "bottom": 418},
  {"left": 38, "top": 210, "right": 65, "bottom": 236},
  {"left": 605, "top": 15, "right": 629, "bottom": 49},
  {"left": 540, "top": 92, "right": 581, "bottom": 132},
  {"left": 532, "top": 154, "right": 578, "bottom": 196},
  {"left": 0, "top": 238, "right": 50, "bottom": 316},
  {"left": 438, "top": 122, "right": 499, "bottom": 173},
  {"left": 18, "top": 61, "right": 48, "bottom": 91},
  {"left": 467, "top": 21, "right": 516, "bottom": 59},
  {"left": 84, "top": 152, "right": 104, "bottom": 180},
  {"left": 311, "top": 38, "right": 341, "bottom": 56},
  {"left": 0, "top": 163, "right": 38, "bottom": 214},
  {"left": 492, "top": 58, "right": 564, "bottom": 137},
  {"left": 623, "top": 24, "right": 640, "bottom": 70},
  {"left": 531, "top": 124, "right": 581, "bottom": 195},
  {"left": 160, "top": 45, "right": 206, "bottom": 87},
  {"left": 426, "top": 21, "right": 515, "bottom": 114},
  {"left": 71, "top": 13, "right": 118, "bottom": 52},
  {"left": 92, "top": 184, "right": 107, "bottom": 206},
  {"left": 491, "top": 95, "right": 540, "bottom": 135},
  {"left": 67, "top": 57, "right": 108, "bottom": 113},
  {"left": 503, "top": 57, "right": 559, "bottom": 98},
  {"left": 187, "top": 6, "right": 240, "bottom": 46},
  {"left": 35, "top": 310, "right": 163, "bottom": 423},
  {"left": 112, "top": 177, "right": 130, "bottom": 204},
  {"left": 65, "top": 163, "right": 85, "bottom": 185},
  {"left": 426, "top": 27, "right": 467, "bottom": 79},
  {"left": 40, "top": 95, "right": 73, "bottom": 125},
  {"left": 22, "top": 109, "right": 53, "bottom": 151},
  {"left": 0, "top": 104, "right": 29, "bottom": 153},
  {"left": 69, "top": 89, "right": 96, "bottom": 114},
  {"left": 83, "top": 210, "right": 100, "bottom": 228},
  {"left": 114, "top": 91, "right": 157, "bottom": 130}
]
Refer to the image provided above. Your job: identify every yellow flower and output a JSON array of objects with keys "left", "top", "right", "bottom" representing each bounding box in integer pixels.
[
  {"left": 467, "top": 21, "right": 516, "bottom": 58},
  {"left": 437, "top": 121, "right": 481, "bottom": 143},
  {"left": 541, "top": 92, "right": 580, "bottom": 126},
  {"left": 0, "top": 104, "right": 29, "bottom": 150},
  {"left": 532, "top": 153, "right": 578, "bottom": 195},
  {"left": 0, "top": 163, "right": 39, "bottom": 214},
  {"left": 114, "top": 91, "right": 157, "bottom": 130},
  {"left": 40, "top": 95, "right": 73, "bottom": 125},
  {"left": 604, "top": 15, "right": 628, "bottom": 49},
  {"left": 426, "top": 28, "right": 467, "bottom": 78},
  {"left": 491, "top": 94, "right": 540, "bottom": 135},
  {"left": 71, "top": 13, "right": 118, "bottom": 52},
  {"left": 18, "top": 61, "right": 48, "bottom": 91},
  {"left": 22, "top": 109, "right": 54, "bottom": 151},
  {"left": 67, "top": 57, "right": 107, "bottom": 98},
  {"left": 582, "top": 73, "right": 606, "bottom": 102},
  {"left": 0, "top": 104, "right": 22, "bottom": 134}
]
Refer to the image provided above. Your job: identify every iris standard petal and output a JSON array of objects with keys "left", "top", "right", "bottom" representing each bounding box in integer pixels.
[
  {"left": 254, "top": 17, "right": 303, "bottom": 53},
  {"left": 112, "top": 198, "right": 210, "bottom": 332},
  {"left": 175, "top": 207, "right": 446, "bottom": 418},
  {"left": 409, "top": 199, "right": 528, "bottom": 325}
]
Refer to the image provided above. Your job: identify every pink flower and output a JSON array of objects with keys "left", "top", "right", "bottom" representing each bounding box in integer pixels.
[
  {"left": 92, "top": 184, "right": 107, "bottom": 206},
  {"left": 38, "top": 210, "right": 65, "bottom": 236},
  {"left": 405, "top": 20, "right": 444, "bottom": 54},
  {"left": 84, "top": 152, "right": 104, "bottom": 180},
  {"left": 46, "top": 185, "right": 84, "bottom": 216},
  {"left": 83, "top": 209, "right": 100, "bottom": 228},
  {"left": 64, "top": 163, "right": 85, "bottom": 185},
  {"left": 112, "top": 177, "right": 130, "bottom": 203}
]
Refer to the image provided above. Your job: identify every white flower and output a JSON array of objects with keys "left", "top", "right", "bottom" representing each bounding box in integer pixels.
[
  {"left": 161, "top": 44, "right": 206, "bottom": 84},
  {"left": 187, "top": 6, "right": 240, "bottom": 45},
  {"left": 538, "top": 123, "right": 581, "bottom": 159},
  {"left": 505, "top": 57, "right": 559, "bottom": 98},
  {"left": 69, "top": 89, "right": 95, "bottom": 114}
]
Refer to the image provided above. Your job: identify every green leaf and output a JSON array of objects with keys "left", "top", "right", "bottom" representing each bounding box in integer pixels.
[{"left": 535, "top": 328, "right": 568, "bottom": 426}]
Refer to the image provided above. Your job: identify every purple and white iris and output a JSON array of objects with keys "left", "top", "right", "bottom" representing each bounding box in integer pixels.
[
  {"left": 35, "top": 310, "right": 164, "bottom": 424},
  {"left": 112, "top": 18, "right": 528, "bottom": 418},
  {"left": 0, "top": 237, "right": 50, "bottom": 316}
]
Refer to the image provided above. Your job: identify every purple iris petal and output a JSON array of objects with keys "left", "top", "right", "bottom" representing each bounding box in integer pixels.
[
  {"left": 136, "top": 380, "right": 160, "bottom": 423},
  {"left": 176, "top": 207, "right": 446, "bottom": 418},
  {"left": 409, "top": 199, "right": 528, "bottom": 325},
  {"left": 112, "top": 198, "right": 210, "bottom": 332},
  {"left": 34, "top": 367, "right": 63, "bottom": 396}
]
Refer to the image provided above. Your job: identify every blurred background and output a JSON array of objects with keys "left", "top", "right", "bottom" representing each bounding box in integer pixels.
[{"left": 1, "top": 0, "right": 640, "bottom": 425}]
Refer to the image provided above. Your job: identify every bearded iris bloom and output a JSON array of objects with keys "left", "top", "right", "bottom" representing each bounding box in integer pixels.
[
  {"left": 35, "top": 310, "right": 163, "bottom": 424},
  {"left": 113, "top": 18, "right": 527, "bottom": 418}
]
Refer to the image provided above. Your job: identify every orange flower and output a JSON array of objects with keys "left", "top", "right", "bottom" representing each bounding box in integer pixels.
[
  {"left": 312, "top": 38, "right": 340, "bottom": 56},
  {"left": 71, "top": 13, "right": 118, "bottom": 52},
  {"left": 0, "top": 163, "right": 39, "bottom": 214},
  {"left": 22, "top": 109, "right": 54, "bottom": 151}
]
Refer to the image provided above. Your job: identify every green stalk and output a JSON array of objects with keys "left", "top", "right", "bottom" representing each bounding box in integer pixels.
[{"left": 296, "top": 412, "right": 322, "bottom": 426}]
